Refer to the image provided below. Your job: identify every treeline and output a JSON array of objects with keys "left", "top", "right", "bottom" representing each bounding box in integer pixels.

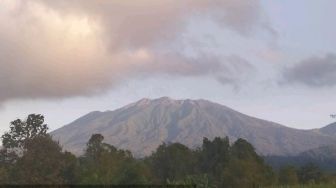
[
  {"left": 266, "top": 155, "right": 336, "bottom": 173},
  {"left": 0, "top": 114, "right": 335, "bottom": 187},
  {"left": 276, "top": 163, "right": 332, "bottom": 186}
]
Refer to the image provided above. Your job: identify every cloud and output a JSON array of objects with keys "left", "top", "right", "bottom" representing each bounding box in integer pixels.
[
  {"left": 0, "top": 0, "right": 269, "bottom": 103},
  {"left": 281, "top": 53, "right": 336, "bottom": 87}
]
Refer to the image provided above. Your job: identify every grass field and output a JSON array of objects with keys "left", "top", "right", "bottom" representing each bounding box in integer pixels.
[{"left": 268, "top": 184, "right": 336, "bottom": 188}]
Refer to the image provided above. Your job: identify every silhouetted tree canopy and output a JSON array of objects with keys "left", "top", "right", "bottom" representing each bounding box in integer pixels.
[
  {"left": 199, "top": 137, "right": 230, "bottom": 181},
  {"left": 14, "top": 135, "right": 76, "bottom": 184},
  {"left": 1, "top": 114, "right": 48, "bottom": 150},
  {"left": 148, "top": 143, "right": 197, "bottom": 182},
  {"left": 78, "top": 134, "right": 133, "bottom": 184}
]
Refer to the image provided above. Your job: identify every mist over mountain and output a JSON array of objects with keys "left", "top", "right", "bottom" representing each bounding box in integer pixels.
[{"left": 51, "top": 97, "right": 336, "bottom": 157}]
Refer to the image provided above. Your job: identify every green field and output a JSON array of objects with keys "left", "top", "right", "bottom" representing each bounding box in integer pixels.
[{"left": 268, "top": 184, "right": 336, "bottom": 188}]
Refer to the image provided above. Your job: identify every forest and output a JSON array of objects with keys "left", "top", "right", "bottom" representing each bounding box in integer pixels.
[{"left": 0, "top": 114, "right": 335, "bottom": 188}]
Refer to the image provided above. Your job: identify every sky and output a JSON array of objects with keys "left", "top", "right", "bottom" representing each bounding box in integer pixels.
[{"left": 0, "top": 0, "right": 336, "bottom": 133}]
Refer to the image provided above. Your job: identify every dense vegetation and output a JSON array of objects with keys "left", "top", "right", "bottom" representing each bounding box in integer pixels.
[
  {"left": 266, "top": 155, "right": 336, "bottom": 173},
  {"left": 0, "top": 114, "right": 335, "bottom": 187}
]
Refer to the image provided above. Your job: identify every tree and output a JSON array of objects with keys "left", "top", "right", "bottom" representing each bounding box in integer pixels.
[
  {"left": 230, "top": 138, "right": 260, "bottom": 161},
  {"left": 1, "top": 114, "right": 48, "bottom": 150},
  {"left": 79, "top": 134, "right": 133, "bottom": 185},
  {"left": 148, "top": 143, "right": 197, "bottom": 183},
  {"left": 13, "top": 135, "right": 77, "bottom": 184},
  {"left": 117, "top": 160, "right": 152, "bottom": 184},
  {"left": 61, "top": 151, "right": 80, "bottom": 184},
  {"left": 278, "top": 166, "right": 299, "bottom": 185},
  {"left": 85, "top": 134, "right": 105, "bottom": 159},
  {"left": 199, "top": 137, "right": 230, "bottom": 182},
  {"left": 0, "top": 114, "right": 49, "bottom": 184},
  {"left": 221, "top": 139, "right": 275, "bottom": 188},
  {"left": 0, "top": 148, "right": 17, "bottom": 184},
  {"left": 298, "top": 163, "right": 323, "bottom": 184},
  {"left": 0, "top": 114, "right": 78, "bottom": 184},
  {"left": 0, "top": 166, "right": 9, "bottom": 184}
]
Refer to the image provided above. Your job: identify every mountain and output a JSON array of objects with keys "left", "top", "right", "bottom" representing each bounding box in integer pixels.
[
  {"left": 265, "top": 123, "right": 336, "bottom": 171},
  {"left": 318, "top": 122, "right": 336, "bottom": 136},
  {"left": 51, "top": 97, "right": 336, "bottom": 157},
  {"left": 300, "top": 145, "right": 336, "bottom": 159},
  {"left": 265, "top": 145, "right": 336, "bottom": 172}
]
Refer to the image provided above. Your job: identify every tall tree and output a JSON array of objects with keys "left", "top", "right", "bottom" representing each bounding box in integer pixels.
[
  {"left": 85, "top": 134, "right": 106, "bottom": 159},
  {"left": 199, "top": 137, "right": 230, "bottom": 181},
  {"left": 149, "top": 143, "right": 197, "bottom": 183},
  {"left": 0, "top": 114, "right": 78, "bottom": 184},
  {"left": 117, "top": 160, "right": 152, "bottom": 184},
  {"left": 221, "top": 138, "right": 275, "bottom": 188},
  {"left": 1, "top": 114, "right": 48, "bottom": 150},
  {"left": 13, "top": 135, "right": 75, "bottom": 184},
  {"left": 79, "top": 134, "right": 133, "bottom": 185}
]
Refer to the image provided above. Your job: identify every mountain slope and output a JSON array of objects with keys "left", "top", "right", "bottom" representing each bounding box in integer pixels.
[
  {"left": 265, "top": 145, "right": 336, "bottom": 172},
  {"left": 300, "top": 145, "right": 336, "bottom": 159},
  {"left": 51, "top": 97, "right": 336, "bottom": 157},
  {"left": 318, "top": 122, "right": 336, "bottom": 136}
]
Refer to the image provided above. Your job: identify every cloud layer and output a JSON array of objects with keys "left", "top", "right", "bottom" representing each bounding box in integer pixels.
[
  {"left": 282, "top": 54, "right": 336, "bottom": 87},
  {"left": 0, "top": 0, "right": 269, "bottom": 103}
]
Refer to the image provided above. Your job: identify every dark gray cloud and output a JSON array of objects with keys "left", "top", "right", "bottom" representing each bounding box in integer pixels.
[{"left": 282, "top": 54, "right": 336, "bottom": 87}]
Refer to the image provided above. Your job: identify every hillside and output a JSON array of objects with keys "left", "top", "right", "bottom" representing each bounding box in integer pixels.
[
  {"left": 318, "top": 122, "right": 336, "bottom": 136},
  {"left": 51, "top": 97, "right": 335, "bottom": 157},
  {"left": 265, "top": 145, "right": 336, "bottom": 172}
]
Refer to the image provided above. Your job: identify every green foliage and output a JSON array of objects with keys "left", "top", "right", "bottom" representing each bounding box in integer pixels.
[
  {"left": 0, "top": 167, "right": 9, "bottom": 184},
  {"left": 0, "top": 114, "right": 77, "bottom": 184},
  {"left": 219, "top": 139, "right": 275, "bottom": 188},
  {"left": 13, "top": 135, "right": 74, "bottom": 184},
  {"left": 78, "top": 134, "right": 137, "bottom": 185},
  {"left": 1, "top": 114, "right": 48, "bottom": 150},
  {"left": 188, "top": 137, "right": 274, "bottom": 187},
  {"left": 199, "top": 137, "right": 230, "bottom": 177},
  {"left": 278, "top": 166, "right": 299, "bottom": 186},
  {"left": 266, "top": 183, "right": 336, "bottom": 188},
  {"left": 0, "top": 148, "right": 18, "bottom": 165},
  {"left": 61, "top": 151, "right": 80, "bottom": 184},
  {"left": 148, "top": 143, "right": 197, "bottom": 182},
  {"left": 167, "top": 174, "right": 215, "bottom": 188},
  {"left": 298, "top": 163, "right": 324, "bottom": 184},
  {"left": 230, "top": 138, "right": 261, "bottom": 161},
  {"left": 0, "top": 114, "right": 335, "bottom": 187},
  {"left": 85, "top": 134, "right": 105, "bottom": 159},
  {"left": 117, "top": 160, "right": 152, "bottom": 184}
]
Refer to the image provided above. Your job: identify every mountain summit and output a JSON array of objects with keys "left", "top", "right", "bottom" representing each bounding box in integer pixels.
[{"left": 51, "top": 97, "right": 335, "bottom": 157}]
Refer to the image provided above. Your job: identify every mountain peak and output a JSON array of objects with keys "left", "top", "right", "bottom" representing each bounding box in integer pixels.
[
  {"left": 133, "top": 97, "right": 175, "bottom": 107},
  {"left": 138, "top": 97, "right": 214, "bottom": 105},
  {"left": 135, "top": 98, "right": 152, "bottom": 106},
  {"left": 156, "top": 96, "right": 173, "bottom": 101},
  {"left": 51, "top": 97, "right": 336, "bottom": 157}
]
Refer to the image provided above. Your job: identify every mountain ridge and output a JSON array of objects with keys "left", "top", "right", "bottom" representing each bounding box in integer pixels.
[
  {"left": 318, "top": 122, "right": 336, "bottom": 136},
  {"left": 51, "top": 97, "right": 336, "bottom": 157}
]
